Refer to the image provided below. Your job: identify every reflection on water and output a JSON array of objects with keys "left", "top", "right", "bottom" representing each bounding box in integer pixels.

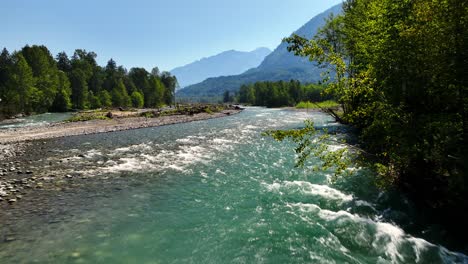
[{"left": 0, "top": 108, "right": 466, "bottom": 263}]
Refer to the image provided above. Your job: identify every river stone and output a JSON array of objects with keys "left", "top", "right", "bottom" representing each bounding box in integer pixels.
[
  {"left": 4, "top": 236, "right": 16, "bottom": 242},
  {"left": 8, "top": 199, "right": 16, "bottom": 203}
]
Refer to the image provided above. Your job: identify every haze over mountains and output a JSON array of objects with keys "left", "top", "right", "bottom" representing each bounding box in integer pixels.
[
  {"left": 171, "top": 48, "right": 271, "bottom": 88},
  {"left": 177, "top": 3, "right": 342, "bottom": 98}
]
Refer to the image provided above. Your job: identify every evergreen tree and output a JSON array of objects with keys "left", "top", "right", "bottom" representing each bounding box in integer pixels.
[
  {"left": 56, "top": 52, "right": 72, "bottom": 72},
  {"left": 111, "top": 79, "right": 130, "bottom": 107},
  {"left": 131, "top": 91, "right": 144, "bottom": 108},
  {"left": 223, "top": 91, "right": 231, "bottom": 103},
  {"left": 21, "top": 45, "right": 60, "bottom": 112},
  {"left": 98, "top": 90, "right": 112, "bottom": 108},
  {"left": 5, "top": 53, "right": 34, "bottom": 114},
  {"left": 69, "top": 69, "right": 89, "bottom": 109},
  {"left": 161, "top": 71, "right": 177, "bottom": 106},
  {"left": 51, "top": 71, "right": 72, "bottom": 112}
]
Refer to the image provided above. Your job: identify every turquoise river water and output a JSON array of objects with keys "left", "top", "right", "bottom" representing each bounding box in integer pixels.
[{"left": 0, "top": 108, "right": 467, "bottom": 263}]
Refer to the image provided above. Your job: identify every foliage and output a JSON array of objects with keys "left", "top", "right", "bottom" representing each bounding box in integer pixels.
[
  {"left": 66, "top": 111, "right": 110, "bottom": 122},
  {"left": 264, "top": 120, "right": 352, "bottom": 180},
  {"left": 296, "top": 100, "right": 339, "bottom": 109},
  {"left": 98, "top": 90, "right": 112, "bottom": 108},
  {"left": 0, "top": 45, "right": 177, "bottom": 118},
  {"left": 238, "top": 80, "right": 332, "bottom": 108},
  {"left": 131, "top": 91, "right": 144, "bottom": 108},
  {"left": 50, "top": 71, "right": 72, "bottom": 112},
  {"left": 223, "top": 91, "right": 232, "bottom": 103},
  {"left": 280, "top": 0, "right": 468, "bottom": 214}
]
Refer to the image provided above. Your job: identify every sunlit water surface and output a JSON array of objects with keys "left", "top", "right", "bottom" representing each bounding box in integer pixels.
[
  {"left": 0, "top": 112, "right": 74, "bottom": 130},
  {"left": 0, "top": 108, "right": 466, "bottom": 263}
]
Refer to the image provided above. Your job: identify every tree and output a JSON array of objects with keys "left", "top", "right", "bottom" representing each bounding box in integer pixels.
[
  {"left": 111, "top": 79, "right": 130, "bottom": 107},
  {"left": 131, "top": 91, "right": 144, "bottom": 108},
  {"left": 151, "top": 67, "right": 160, "bottom": 77},
  {"left": 98, "top": 90, "right": 112, "bottom": 108},
  {"left": 0, "top": 48, "right": 12, "bottom": 113},
  {"left": 21, "top": 45, "right": 60, "bottom": 112},
  {"left": 69, "top": 69, "right": 89, "bottom": 109},
  {"left": 51, "top": 71, "right": 72, "bottom": 112},
  {"left": 223, "top": 91, "right": 231, "bottom": 103},
  {"left": 4, "top": 53, "right": 34, "bottom": 115},
  {"left": 149, "top": 75, "right": 165, "bottom": 107},
  {"left": 278, "top": 0, "right": 468, "bottom": 226},
  {"left": 161, "top": 71, "right": 177, "bottom": 105},
  {"left": 56, "top": 52, "right": 72, "bottom": 72}
]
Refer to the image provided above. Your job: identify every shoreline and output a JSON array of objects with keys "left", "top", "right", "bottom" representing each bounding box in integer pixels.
[
  {"left": 0, "top": 108, "right": 242, "bottom": 206},
  {"left": 0, "top": 109, "right": 242, "bottom": 144}
]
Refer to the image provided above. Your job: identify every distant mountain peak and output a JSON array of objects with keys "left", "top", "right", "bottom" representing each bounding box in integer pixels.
[
  {"left": 177, "top": 3, "right": 343, "bottom": 98},
  {"left": 170, "top": 47, "right": 271, "bottom": 88}
]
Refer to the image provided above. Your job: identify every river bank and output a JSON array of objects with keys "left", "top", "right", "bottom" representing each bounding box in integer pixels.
[
  {"left": 0, "top": 107, "right": 241, "bottom": 205},
  {"left": 0, "top": 108, "right": 241, "bottom": 144},
  {"left": 0, "top": 107, "right": 465, "bottom": 263}
]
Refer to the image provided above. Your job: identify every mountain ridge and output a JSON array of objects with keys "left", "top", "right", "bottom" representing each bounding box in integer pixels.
[
  {"left": 177, "top": 4, "right": 343, "bottom": 98},
  {"left": 170, "top": 47, "right": 271, "bottom": 88}
]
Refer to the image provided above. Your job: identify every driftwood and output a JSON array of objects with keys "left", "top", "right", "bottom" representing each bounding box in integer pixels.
[{"left": 311, "top": 102, "right": 346, "bottom": 124}]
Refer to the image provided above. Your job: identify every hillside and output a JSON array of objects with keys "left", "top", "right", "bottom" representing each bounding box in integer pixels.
[
  {"left": 177, "top": 4, "right": 342, "bottom": 98},
  {"left": 170, "top": 48, "right": 271, "bottom": 88}
]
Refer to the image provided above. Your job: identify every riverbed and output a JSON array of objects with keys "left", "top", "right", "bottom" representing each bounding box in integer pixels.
[{"left": 0, "top": 107, "right": 466, "bottom": 263}]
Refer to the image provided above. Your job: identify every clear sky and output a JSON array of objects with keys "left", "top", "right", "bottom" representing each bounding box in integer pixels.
[{"left": 1, "top": 0, "right": 342, "bottom": 71}]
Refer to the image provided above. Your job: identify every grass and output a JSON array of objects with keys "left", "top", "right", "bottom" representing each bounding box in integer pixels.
[
  {"left": 296, "top": 100, "right": 340, "bottom": 109},
  {"left": 66, "top": 110, "right": 110, "bottom": 122},
  {"left": 67, "top": 104, "right": 230, "bottom": 122}
]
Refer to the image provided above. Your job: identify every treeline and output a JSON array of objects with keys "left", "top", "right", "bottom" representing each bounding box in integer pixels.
[
  {"left": 0, "top": 45, "right": 177, "bottom": 118},
  {"left": 287, "top": 0, "right": 467, "bottom": 221},
  {"left": 236, "top": 80, "right": 332, "bottom": 107}
]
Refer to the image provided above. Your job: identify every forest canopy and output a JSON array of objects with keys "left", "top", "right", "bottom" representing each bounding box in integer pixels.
[
  {"left": 0, "top": 45, "right": 178, "bottom": 118},
  {"left": 237, "top": 80, "right": 333, "bottom": 108}
]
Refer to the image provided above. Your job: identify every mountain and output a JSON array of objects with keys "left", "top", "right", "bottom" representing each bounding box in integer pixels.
[
  {"left": 171, "top": 47, "right": 271, "bottom": 88},
  {"left": 177, "top": 3, "right": 342, "bottom": 98}
]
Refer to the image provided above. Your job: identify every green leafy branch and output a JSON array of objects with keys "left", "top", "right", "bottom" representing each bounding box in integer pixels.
[{"left": 263, "top": 120, "right": 356, "bottom": 181}]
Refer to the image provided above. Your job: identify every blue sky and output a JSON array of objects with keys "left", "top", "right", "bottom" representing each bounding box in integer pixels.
[{"left": 2, "top": 0, "right": 342, "bottom": 71}]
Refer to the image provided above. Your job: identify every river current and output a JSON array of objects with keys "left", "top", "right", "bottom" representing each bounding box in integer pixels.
[{"left": 0, "top": 108, "right": 466, "bottom": 263}]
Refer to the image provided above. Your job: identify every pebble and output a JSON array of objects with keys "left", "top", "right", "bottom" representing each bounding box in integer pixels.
[
  {"left": 8, "top": 199, "right": 16, "bottom": 203},
  {"left": 4, "top": 236, "right": 16, "bottom": 242}
]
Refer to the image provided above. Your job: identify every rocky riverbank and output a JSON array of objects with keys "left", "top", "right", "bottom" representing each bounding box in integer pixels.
[
  {"left": 0, "top": 108, "right": 242, "bottom": 144},
  {"left": 0, "top": 107, "right": 242, "bottom": 206}
]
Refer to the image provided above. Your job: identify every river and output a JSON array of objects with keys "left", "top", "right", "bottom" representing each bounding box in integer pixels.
[{"left": 0, "top": 107, "right": 466, "bottom": 263}]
